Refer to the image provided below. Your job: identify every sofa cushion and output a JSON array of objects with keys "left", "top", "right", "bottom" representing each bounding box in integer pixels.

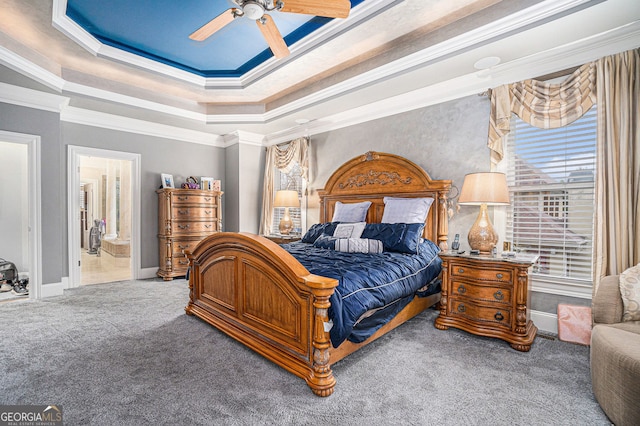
[
  {"left": 591, "top": 324, "right": 640, "bottom": 425},
  {"left": 620, "top": 263, "right": 640, "bottom": 321},
  {"left": 601, "top": 321, "right": 640, "bottom": 336}
]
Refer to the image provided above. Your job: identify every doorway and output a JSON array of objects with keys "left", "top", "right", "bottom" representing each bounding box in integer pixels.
[{"left": 68, "top": 146, "right": 140, "bottom": 287}]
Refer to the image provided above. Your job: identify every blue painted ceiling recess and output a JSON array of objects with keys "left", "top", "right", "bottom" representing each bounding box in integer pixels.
[{"left": 66, "top": 0, "right": 365, "bottom": 78}]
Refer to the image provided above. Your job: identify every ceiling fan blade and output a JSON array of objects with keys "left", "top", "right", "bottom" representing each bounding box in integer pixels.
[
  {"left": 257, "top": 15, "right": 290, "bottom": 59},
  {"left": 189, "top": 8, "right": 237, "bottom": 41},
  {"left": 279, "top": 0, "right": 350, "bottom": 19}
]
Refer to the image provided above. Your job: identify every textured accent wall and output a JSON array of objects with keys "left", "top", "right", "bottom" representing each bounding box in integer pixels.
[{"left": 308, "top": 94, "right": 492, "bottom": 251}]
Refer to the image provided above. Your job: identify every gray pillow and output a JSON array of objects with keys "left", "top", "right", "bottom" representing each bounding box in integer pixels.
[
  {"left": 381, "top": 197, "right": 434, "bottom": 224},
  {"left": 331, "top": 201, "right": 372, "bottom": 222}
]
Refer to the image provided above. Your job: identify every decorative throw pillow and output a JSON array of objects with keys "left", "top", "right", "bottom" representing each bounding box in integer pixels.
[
  {"left": 619, "top": 263, "right": 640, "bottom": 321},
  {"left": 361, "top": 222, "right": 425, "bottom": 254},
  {"left": 301, "top": 222, "right": 340, "bottom": 244},
  {"left": 332, "top": 222, "right": 366, "bottom": 239},
  {"left": 381, "top": 197, "right": 434, "bottom": 224},
  {"left": 331, "top": 201, "right": 372, "bottom": 222},
  {"left": 312, "top": 235, "right": 384, "bottom": 254}
]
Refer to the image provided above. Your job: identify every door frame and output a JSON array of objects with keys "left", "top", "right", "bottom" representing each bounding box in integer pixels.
[
  {"left": 0, "top": 130, "right": 42, "bottom": 300},
  {"left": 67, "top": 146, "right": 141, "bottom": 287}
]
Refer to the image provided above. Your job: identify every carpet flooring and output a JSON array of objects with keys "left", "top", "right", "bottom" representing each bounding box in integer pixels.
[{"left": 0, "top": 279, "right": 610, "bottom": 425}]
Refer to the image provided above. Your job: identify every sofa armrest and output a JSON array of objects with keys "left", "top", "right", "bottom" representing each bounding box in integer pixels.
[{"left": 592, "top": 275, "right": 624, "bottom": 324}]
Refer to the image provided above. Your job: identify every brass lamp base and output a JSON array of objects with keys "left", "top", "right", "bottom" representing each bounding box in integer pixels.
[
  {"left": 278, "top": 207, "right": 293, "bottom": 235},
  {"left": 467, "top": 203, "right": 498, "bottom": 254}
]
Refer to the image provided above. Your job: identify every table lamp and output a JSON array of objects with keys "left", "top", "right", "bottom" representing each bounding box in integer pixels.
[
  {"left": 458, "top": 172, "right": 510, "bottom": 254},
  {"left": 273, "top": 190, "right": 300, "bottom": 235}
]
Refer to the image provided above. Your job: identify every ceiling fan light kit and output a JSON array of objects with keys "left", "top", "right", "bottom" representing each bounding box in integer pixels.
[{"left": 190, "top": 0, "right": 351, "bottom": 58}]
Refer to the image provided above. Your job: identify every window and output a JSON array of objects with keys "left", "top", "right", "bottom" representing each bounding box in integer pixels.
[
  {"left": 505, "top": 107, "right": 597, "bottom": 288},
  {"left": 271, "top": 163, "right": 305, "bottom": 235}
]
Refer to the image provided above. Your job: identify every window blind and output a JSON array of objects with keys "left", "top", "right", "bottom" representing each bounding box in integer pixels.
[{"left": 506, "top": 107, "right": 596, "bottom": 282}]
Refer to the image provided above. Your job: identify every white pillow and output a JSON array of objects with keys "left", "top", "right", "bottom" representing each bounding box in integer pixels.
[
  {"left": 620, "top": 263, "right": 640, "bottom": 321},
  {"left": 381, "top": 197, "right": 434, "bottom": 224},
  {"left": 332, "top": 201, "right": 372, "bottom": 222},
  {"left": 332, "top": 222, "right": 366, "bottom": 239}
]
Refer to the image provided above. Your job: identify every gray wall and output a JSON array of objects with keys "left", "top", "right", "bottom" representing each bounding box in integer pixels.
[
  {"left": 62, "top": 123, "right": 226, "bottom": 269},
  {"left": 0, "top": 103, "right": 63, "bottom": 284},
  {"left": 309, "top": 95, "right": 492, "bottom": 249}
]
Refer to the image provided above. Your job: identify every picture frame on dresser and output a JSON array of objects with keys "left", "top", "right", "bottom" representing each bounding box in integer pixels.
[
  {"left": 161, "top": 173, "right": 174, "bottom": 188},
  {"left": 200, "top": 177, "right": 213, "bottom": 190}
]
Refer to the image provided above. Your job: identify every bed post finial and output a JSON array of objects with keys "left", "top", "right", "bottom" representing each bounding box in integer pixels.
[{"left": 438, "top": 190, "right": 449, "bottom": 251}]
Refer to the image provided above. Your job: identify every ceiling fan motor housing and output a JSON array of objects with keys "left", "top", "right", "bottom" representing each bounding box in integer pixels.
[{"left": 242, "top": 1, "right": 266, "bottom": 20}]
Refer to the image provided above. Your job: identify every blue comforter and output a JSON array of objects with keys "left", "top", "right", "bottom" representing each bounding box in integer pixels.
[{"left": 282, "top": 240, "right": 442, "bottom": 347}]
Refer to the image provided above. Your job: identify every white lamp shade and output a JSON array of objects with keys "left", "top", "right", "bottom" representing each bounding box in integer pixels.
[
  {"left": 458, "top": 172, "right": 510, "bottom": 205},
  {"left": 274, "top": 190, "right": 300, "bottom": 208}
]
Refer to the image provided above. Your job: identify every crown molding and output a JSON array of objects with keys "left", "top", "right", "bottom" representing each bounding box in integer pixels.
[
  {"left": 0, "top": 45, "right": 65, "bottom": 92},
  {"left": 0, "top": 81, "right": 69, "bottom": 113},
  {"left": 51, "top": 0, "right": 400, "bottom": 89},
  {"left": 60, "top": 106, "right": 224, "bottom": 146},
  {"left": 223, "top": 131, "right": 266, "bottom": 147},
  {"left": 61, "top": 81, "right": 207, "bottom": 122},
  {"left": 264, "top": 19, "right": 640, "bottom": 144}
]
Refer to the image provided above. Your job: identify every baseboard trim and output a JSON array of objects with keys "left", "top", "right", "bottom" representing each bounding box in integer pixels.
[
  {"left": 531, "top": 310, "right": 558, "bottom": 335},
  {"left": 40, "top": 282, "right": 65, "bottom": 298},
  {"left": 138, "top": 267, "right": 159, "bottom": 280}
]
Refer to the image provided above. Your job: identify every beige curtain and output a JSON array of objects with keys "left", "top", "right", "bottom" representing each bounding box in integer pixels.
[
  {"left": 258, "top": 137, "right": 310, "bottom": 235},
  {"left": 593, "top": 48, "right": 640, "bottom": 293},
  {"left": 487, "top": 62, "right": 596, "bottom": 165}
]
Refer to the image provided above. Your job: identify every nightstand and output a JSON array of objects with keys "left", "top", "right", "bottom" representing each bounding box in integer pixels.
[
  {"left": 435, "top": 252, "right": 539, "bottom": 351},
  {"left": 262, "top": 234, "right": 301, "bottom": 244}
]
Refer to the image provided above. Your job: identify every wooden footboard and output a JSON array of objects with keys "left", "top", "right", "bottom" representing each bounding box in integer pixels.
[{"left": 185, "top": 232, "right": 339, "bottom": 396}]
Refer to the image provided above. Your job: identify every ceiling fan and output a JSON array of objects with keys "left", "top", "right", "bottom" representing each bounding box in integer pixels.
[{"left": 189, "top": 0, "right": 351, "bottom": 59}]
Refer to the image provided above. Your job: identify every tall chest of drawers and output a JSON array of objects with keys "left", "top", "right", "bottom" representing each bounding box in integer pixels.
[
  {"left": 435, "top": 252, "right": 538, "bottom": 351},
  {"left": 156, "top": 188, "right": 223, "bottom": 280}
]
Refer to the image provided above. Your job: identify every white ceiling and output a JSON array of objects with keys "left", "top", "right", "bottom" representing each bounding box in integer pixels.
[{"left": 0, "top": 0, "right": 639, "bottom": 144}]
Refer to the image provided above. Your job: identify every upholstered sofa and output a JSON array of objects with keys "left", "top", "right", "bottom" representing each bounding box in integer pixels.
[{"left": 590, "top": 275, "right": 640, "bottom": 425}]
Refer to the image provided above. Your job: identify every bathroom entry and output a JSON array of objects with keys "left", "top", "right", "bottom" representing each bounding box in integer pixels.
[{"left": 79, "top": 155, "right": 132, "bottom": 285}]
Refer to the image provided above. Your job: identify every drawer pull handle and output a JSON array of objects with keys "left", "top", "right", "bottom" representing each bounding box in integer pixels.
[
  {"left": 457, "top": 268, "right": 464, "bottom": 274},
  {"left": 494, "top": 290, "right": 504, "bottom": 301},
  {"left": 457, "top": 285, "right": 466, "bottom": 294},
  {"left": 177, "top": 196, "right": 188, "bottom": 200},
  {"left": 204, "top": 224, "right": 211, "bottom": 228},
  {"left": 457, "top": 304, "right": 466, "bottom": 313},
  {"left": 178, "top": 244, "right": 190, "bottom": 250},
  {"left": 496, "top": 273, "right": 504, "bottom": 279},
  {"left": 204, "top": 197, "right": 212, "bottom": 201},
  {"left": 178, "top": 224, "right": 190, "bottom": 229},
  {"left": 178, "top": 260, "right": 189, "bottom": 265},
  {"left": 178, "top": 209, "right": 188, "bottom": 215},
  {"left": 494, "top": 312, "right": 504, "bottom": 321},
  {"left": 205, "top": 210, "right": 212, "bottom": 214}
]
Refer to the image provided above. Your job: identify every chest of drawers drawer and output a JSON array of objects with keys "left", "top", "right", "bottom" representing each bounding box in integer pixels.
[
  {"left": 171, "top": 192, "right": 217, "bottom": 205},
  {"left": 171, "top": 206, "right": 218, "bottom": 220},
  {"left": 172, "top": 221, "right": 219, "bottom": 235}
]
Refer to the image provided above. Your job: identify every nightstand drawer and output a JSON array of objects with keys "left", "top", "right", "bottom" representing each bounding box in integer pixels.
[
  {"left": 450, "top": 300, "right": 511, "bottom": 328},
  {"left": 450, "top": 280, "right": 512, "bottom": 306},
  {"left": 450, "top": 264, "right": 512, "bottom": 283}
]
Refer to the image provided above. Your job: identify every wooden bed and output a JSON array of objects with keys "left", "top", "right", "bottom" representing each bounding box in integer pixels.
[{"left": 185, "top": 151, "right": 451, "bottom": 396}]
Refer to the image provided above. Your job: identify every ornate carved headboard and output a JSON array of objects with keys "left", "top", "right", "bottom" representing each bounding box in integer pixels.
[{"left": 317, "top": 151, "right": 452, "bottom": 249}]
